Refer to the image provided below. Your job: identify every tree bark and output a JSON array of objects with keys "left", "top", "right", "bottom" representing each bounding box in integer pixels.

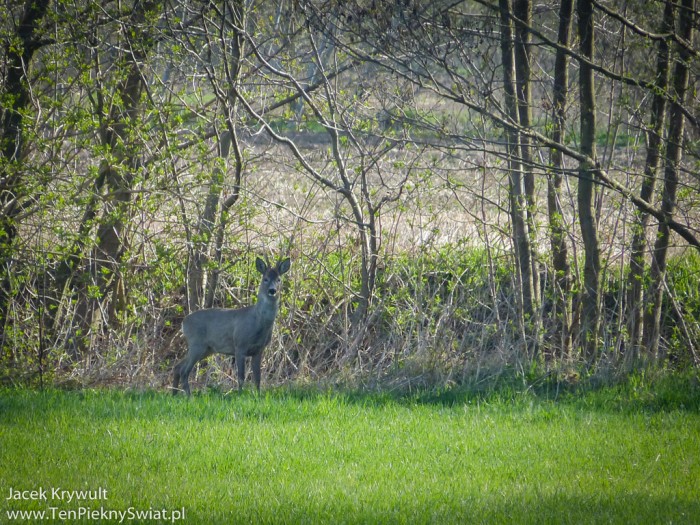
[
  {"left": 188, "top": 0, "right": 245, "bottom": 312},
  {"left": 547, "top": 0, "right": 574, "bottom": 358},
  {"left": 643, "top": 0, "right": 694, "bottom": 358},
  {"left": 625, "top": 0, "right": 673, "bottom": 362},
  {"left": 71, "top": 0, "right": 160, "bottom": 353},
  {"left": 499, "top": 0, "right": 535, "bottom": 340},
  {"left": 513, "top": 0, "right": 540, "bottom": 321},
  {"left": 577, "top": 0, "right": 601, "bottom": 359},
  {"left": 0, "top": 0, "right": 50, "bottom": 328}
]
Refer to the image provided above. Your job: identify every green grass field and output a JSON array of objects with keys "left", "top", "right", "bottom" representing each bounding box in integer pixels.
[{"left": 1, "top": 384, "right": 699, "bottom": 524}]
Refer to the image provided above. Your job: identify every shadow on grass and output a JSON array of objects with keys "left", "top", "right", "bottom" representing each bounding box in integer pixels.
[
  {"left": 276, "top": 369, "right": 700, "bottom": 414},
  {"left": 1, "top": 369, "right": 698, "bottom": 427},
  {"left": 180, "top": 492, "right": 700, "bottom": 524}
]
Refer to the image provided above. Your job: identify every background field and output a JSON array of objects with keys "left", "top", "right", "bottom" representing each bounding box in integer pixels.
[{"left": 2, "top": 380, "right": 699, "bottom": 524}]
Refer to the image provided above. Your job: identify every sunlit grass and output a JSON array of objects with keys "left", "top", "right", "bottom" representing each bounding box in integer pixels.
[{"left": 1, "top": 387, "right": 698, "bottom": 523}]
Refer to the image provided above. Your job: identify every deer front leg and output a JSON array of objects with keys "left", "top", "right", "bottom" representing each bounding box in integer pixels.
[
  {"left": 251, "top": 352, "right": 262, "bottom": 393},
  {"left": 236, "top": 354, "right": 246, "bottom": 393}
]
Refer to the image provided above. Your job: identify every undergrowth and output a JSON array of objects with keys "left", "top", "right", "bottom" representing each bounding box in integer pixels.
[{"left": 1, "top": 245, "right": 698, "bottom": 394}]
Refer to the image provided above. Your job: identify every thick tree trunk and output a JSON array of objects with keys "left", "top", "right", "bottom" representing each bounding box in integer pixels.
[
  {"left": 643, "top": 0, "right": 694, "bottom": 358},
  {"left": 577, "top": 0, "right": 601, "bottom": 359},
  {"left": 71, "top": 1, "right": 160, "bottom": 353},
  {"left": 625, "top": 0, "right": 673, "bottom": 363},
  {"left": 0, "top": 0, "right": 50, "bottom": 329}
]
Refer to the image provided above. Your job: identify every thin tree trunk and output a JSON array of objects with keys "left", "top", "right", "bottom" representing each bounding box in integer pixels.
[
  {"left": 204, "top": 129, "right": 243, "bottom": 309},
  {"left": 547, "top": 0, "right": 574, "bottom": 358},
  {"left": 577, "top": 0, "right": 601, "bottom": 360},
  {"left": 513, "top": 0, "right": 540, "bottom": 322},
  {"left": 499, "top": 0, "right": 534, "bottom": 341},
  {"left": 188, "top": 0, "right": 245, "bottom": 311},
  {"left": 625, "top": 0, "right": 673, "bottom": 363},
  {"left": 643, "top": 0, "right": 694, "bottom": 358},
  {"left": 187, "top": 158, "right": 222, "bottom": 312}
]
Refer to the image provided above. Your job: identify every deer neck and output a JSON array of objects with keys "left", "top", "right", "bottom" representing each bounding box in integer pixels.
[{"left": 255, "top": 293, "right": 279, "bottom": 323}]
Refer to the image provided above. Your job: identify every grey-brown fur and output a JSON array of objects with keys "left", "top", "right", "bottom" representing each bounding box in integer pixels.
[{"left": 172, "top": 257, "right": 291, "bottom": 395}]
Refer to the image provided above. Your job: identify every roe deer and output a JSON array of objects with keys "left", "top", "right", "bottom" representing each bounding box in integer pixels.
[{"left": 172, "top": 257, "right": 291, "bottom": 395}]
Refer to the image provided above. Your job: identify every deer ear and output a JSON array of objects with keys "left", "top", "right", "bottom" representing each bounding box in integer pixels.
[
  {"left": 277, "top": 258, "right": 291, "bottom": 275},
  {"left": 255, "top": 257, "right": 268, "bottom": 274}
]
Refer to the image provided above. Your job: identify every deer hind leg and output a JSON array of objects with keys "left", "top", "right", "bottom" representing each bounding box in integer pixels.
[
  {"left": 178, "top": 356, "right": 199, "bottom": 396},
  {"left": 174, "top": 345, "right": 207, "bottom": 396},
  {"left": 172, "top": 360, "right": 183, "bottom": 395}
]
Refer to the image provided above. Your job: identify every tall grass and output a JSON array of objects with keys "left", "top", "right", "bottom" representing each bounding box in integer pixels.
[{"left": 1, "top": 385, "right": 698, "bottom": 523}]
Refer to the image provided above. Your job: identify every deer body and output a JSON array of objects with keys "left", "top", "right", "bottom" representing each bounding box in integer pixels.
[{"left": 172, "top": 257, "right": 290, "bottom": 395}]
